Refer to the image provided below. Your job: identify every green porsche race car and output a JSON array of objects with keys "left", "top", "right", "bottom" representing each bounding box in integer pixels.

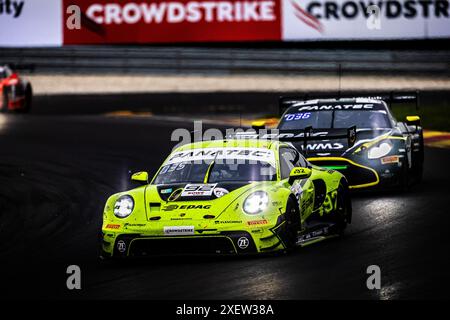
[{"left": 100, "top": 138, "right": 352, "bottom": 258}]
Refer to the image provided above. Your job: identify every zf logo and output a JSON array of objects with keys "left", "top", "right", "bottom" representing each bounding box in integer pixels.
[
  {"left": 117, "top": 240, "right": 127, "bottom": 253},
  {"left": 237, "top": 237, "right": 250, "bottom": 249}
]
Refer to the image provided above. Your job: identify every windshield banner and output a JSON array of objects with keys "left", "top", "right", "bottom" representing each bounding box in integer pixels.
[{"left": 165, "top": 148, "right": 276, "bottom": 165}]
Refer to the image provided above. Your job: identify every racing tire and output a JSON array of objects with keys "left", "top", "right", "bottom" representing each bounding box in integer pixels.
[
  {"left": 24, "top": 84, "right": 32, "bottom": 113},
  {"left": 282, "top": 197, "right": 301, "bottom": 250},
  {"left": 415, "top": 164, "right": 424, "bottom": 184},
  {"left": 334, "top": 182, "right": 352, "bottom": 236},
  {"left": 0, "top": 88, "right": 8, "bottom": 113},
  {"left": 415, "top": 132, "right": 424, "bottom": 183},
  {"left": 400, "top": 157, "right": 410, "bottom": 192}
]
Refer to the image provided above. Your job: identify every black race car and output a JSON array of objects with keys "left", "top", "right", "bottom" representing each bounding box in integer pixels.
[{"left": 255, "top": 93, "right": 423, "bottom": 190}]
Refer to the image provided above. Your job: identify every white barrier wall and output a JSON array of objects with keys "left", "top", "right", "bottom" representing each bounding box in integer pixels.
[
  {"left": 0, "top": 0, "right": 449, "bottom": 46},
  {"left": 0, "top": 0, "right": 62, "bottom": 47}
]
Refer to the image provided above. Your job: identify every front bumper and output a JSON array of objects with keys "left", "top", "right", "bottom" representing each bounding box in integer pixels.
[
  {"left": 308, "top": 156, "right": 405, "bottom": 189},
  {"left": 101, "top": 222, "right": 287, "bottom": 258},
  {"left": 102, "top": 232, "right": 258, "bottom": 258}
]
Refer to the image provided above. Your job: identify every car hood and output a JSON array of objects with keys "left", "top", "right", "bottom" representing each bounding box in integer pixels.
[{"left": 143, "top": 181, "right": 263, "bottom": 221}]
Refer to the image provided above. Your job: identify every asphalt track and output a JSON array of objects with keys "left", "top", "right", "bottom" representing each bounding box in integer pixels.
[{"left": 0, "top": 112, "right": 450, "bottom": 300}]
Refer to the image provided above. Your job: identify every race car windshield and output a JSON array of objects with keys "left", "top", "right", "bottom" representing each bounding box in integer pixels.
[
  {"left": 153, "top": 160, "right": 276, "bottom": 185},
  {"left": 279, "top": 110, "right": 391, "bottom": 130}
]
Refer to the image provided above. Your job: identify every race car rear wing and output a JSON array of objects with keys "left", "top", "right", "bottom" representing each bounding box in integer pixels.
[
  {"left": 278, "top": 126, "right": 357, "bottom": 155},
  {"left": 233, "top": 125, "right": 357, "bottom": 156},
  {"left": 279, "top": 91, "right": 419, "bottom": 115}
]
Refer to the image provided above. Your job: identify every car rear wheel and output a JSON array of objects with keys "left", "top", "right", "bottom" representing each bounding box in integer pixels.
[
  {"left": 334, "top": 182, "right": 351, "bottom": 236},
  {"left": 0, "top": 88, "right": 8, "bottom": 113},
  {"left": 282, "top": 197, "right": 301, "bottom": 250},
  {"left": 400, "top": 157, "right": 410, "bottom": 191},
  {"left": 23, "top": 84, "right": 32, "bottom": 113}
]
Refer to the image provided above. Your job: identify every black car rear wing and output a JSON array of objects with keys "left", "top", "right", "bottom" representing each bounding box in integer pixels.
[
  {"left": 278, "top": 126, "right": 357, "bottom": 156},
  {"left": 233, "top": 126, "right": 357, "bottom": 156},
  {"left": 279, "top": 91, "right": 419, "bottom": 115}
]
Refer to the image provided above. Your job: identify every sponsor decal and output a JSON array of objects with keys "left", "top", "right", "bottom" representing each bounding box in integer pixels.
[
  {"left": 160, "top": 188, "right": 173, "bottom": 194},
  {"left": 302, "top": 143, "right": 345, "bottom": 151},
  {"left": 247, "top": 219, "right": 268, "bottom": 226},
  {"left": 297, "top": 226, "right": 330, "bottom": 244},
  {"left": 162, "top": 204, "right": 212, "bottom": 211},
  {"left": 236, "top": 131, "right": 332, "bottom": 141},
  {"left": 296, "top": 104, "right": 375, "bottom": 111},
  {"left": 237, "top": 236, "right": 250, "bottom": 249},
  {"left": 105, "top": 223, "right": 121, "bottom": 229},
  {"left": 64, "top": 0, "right": 281, "bottom": 44},
  {"left": 213, "top": 187, "right": 229, "bottom": 198},
  {"left": 381, "top": 155, "right": 400, "bottom": 164},
  {"left": 124, "top": 223, "right": 146, "bottom": 227},
  {"left": 164, "top": 225, "right": 195, "bottom": 235},
  {"left": 215, "top": 220, "right": 242, "bottom": 224},
  {"left": 84, "top": 1, "right": 277, "bottom": 25},
  {"left": 181, "top": 183, "right": 217, "bottom": 197},
  {"left": 284, "top": 0, "right": 450, "bottom": 40},
  {"left": 117, "top": 240, "right": 127, "bottom": 252},
  {"left": 165, "top": 147, "right": 275, "bottom": 165}
]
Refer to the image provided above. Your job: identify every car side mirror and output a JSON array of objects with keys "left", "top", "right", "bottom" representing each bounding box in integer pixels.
[
  {"left": 10, "top": 73, "right": 18, "bottom": 79},
  {"left": 288, "top": 167, "right": 312, "bottom": 185},
  {"left": 131, "top": 171, "right": 149, "bottom": 184},
  {"left": 251, "top": 121, "right": 266, "bottom": 130},
  {"left": 406, "top": 115, "right": 421, "bottom": 127}
]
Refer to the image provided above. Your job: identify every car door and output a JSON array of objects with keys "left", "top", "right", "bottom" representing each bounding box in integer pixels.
[{"left": 279, "top": 146, "right": 315, "bottom": 223}]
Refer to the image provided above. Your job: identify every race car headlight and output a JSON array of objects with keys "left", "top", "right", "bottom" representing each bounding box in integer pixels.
[
  {"left": 243, "top": 191, "right": 269, "bottom": 215},
  {"left": 368, "top": 141, "right": 393, "bottom": 159},
  {"left": 113, "top": 195, "right": 134, "bottom": 218}
]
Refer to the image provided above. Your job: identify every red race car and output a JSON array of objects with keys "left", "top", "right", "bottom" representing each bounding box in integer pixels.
[{"left": 0, "top": 65, "right": 32, "bottom": 113}]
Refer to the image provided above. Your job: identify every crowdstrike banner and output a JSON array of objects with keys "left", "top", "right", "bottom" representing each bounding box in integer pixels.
[
  {"left": 283, "top": 0, "right": 450, "bottom": 40},
  {"left": 0, "top": 0, "right": 449, "bottom": 46},
  {"left": 63, "top": 0, "right": 281, "bottom": 43}
]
